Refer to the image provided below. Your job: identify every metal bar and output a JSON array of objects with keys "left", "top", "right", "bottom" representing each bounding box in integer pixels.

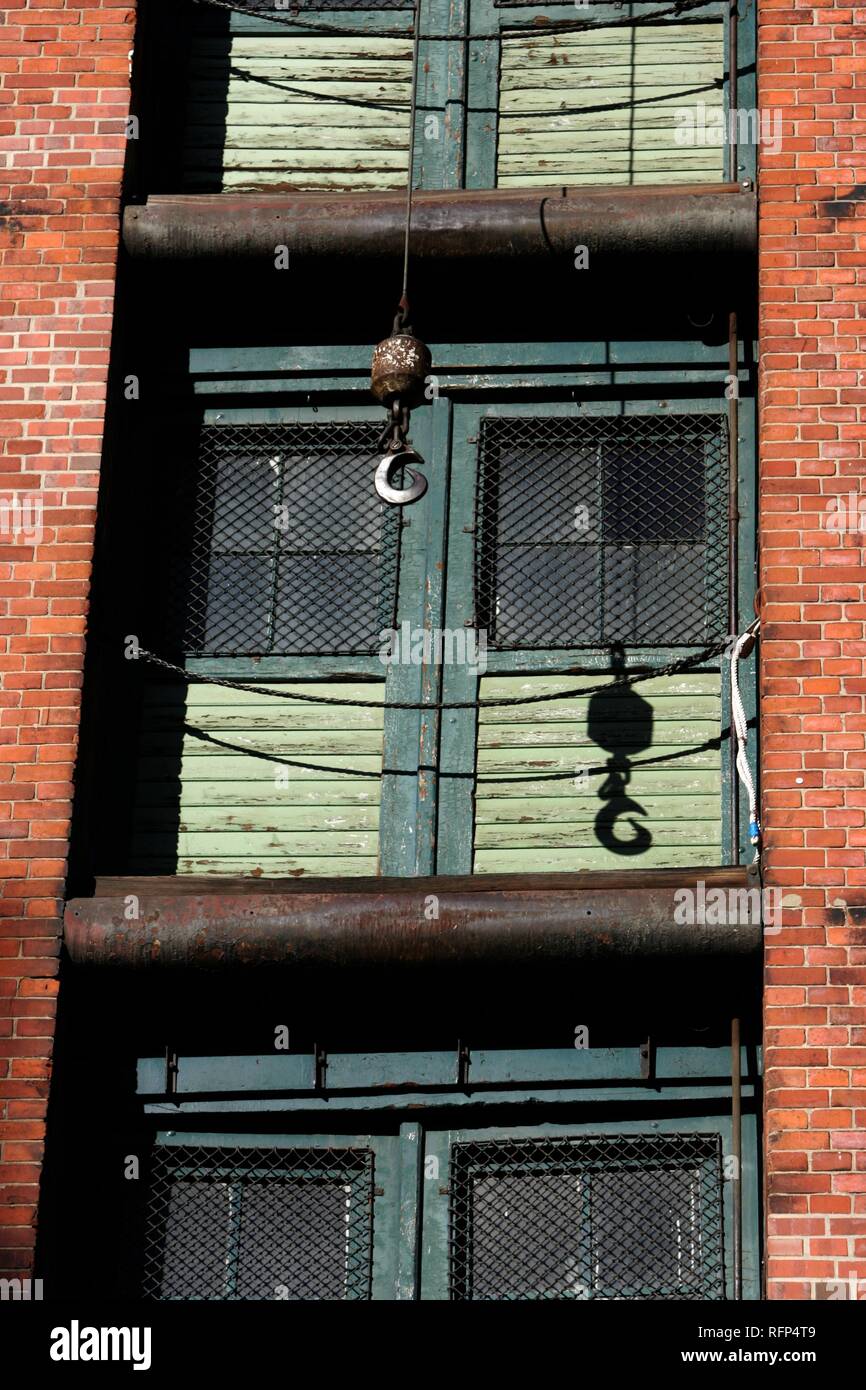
[
  {"left": 731, "top": 1014, "right": 742, "bottom": 1300},
  {"left": 123, "top": 185, "right": 757, "bottom": 262},
  {"left": 727, "top": 2, "right": 741, "bottom": 860},
  {"left": 65, "top": 869, "right": 762, "bottom": 969},
  {"left": 728, "top": 308, "right": 740, "bottom": 861},
  {"left": 728, "top": 0, "right": 739, "bottom": 184}
]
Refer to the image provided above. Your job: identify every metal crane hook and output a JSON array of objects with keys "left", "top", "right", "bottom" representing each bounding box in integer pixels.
[{"left": 374, "top": 447, "right": 427, "bottom": 506}]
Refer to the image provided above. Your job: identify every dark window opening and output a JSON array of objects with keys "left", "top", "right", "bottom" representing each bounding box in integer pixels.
[
  {"left": 162, "top": 422, "right": 401, "bottom": 657},
  {"left": 449, "top": 1133, "right": 725, "bottom": 1300},
  {"left": 142, "top": 1144, "right": 375, "bottom": 1301},
  {"left": 474, "top": 414, "right": 729, "bottom": 649}
]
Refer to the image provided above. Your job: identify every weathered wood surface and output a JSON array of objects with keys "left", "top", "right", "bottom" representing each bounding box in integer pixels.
[
  {"left": 90, "top": 864, "right": 749, "bottom": 897},
  {"left": 497, "top": 21, "right": 725, "bottom": 188},
  {"left": 131, "top": 680, "right": 384, "bottom": 876},
  {"left": 473, "top": 670, "right": 723, "bottom": 874},
  {"left": 184, "top": 34, "right": 412, "bottom": 191}
]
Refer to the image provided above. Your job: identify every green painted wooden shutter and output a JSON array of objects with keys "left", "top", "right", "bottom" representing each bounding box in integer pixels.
[
  {"left": 130, "top": 680, "right": 383, "bottom": 876},
  {"left": 473, "top": 672, "right": 722, "bottom": 874},
  {"left": 496, "top": 21, "right": 725, "bottom": 187},
  {"left": 184, "top": 25, "right": 413, "bottom": 191},
  {"left": 439, "top": 398, "right": 736, "bottom": 876},
  {"left": 126, "top": 411, "right": 398, "bottom": 879}
]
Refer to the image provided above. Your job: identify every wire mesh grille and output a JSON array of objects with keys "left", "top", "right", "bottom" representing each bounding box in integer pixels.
[
  {"left": 142, "top": 1144, "right": 375, "bottom": 1301},
  {"left": 475, "top": 414, "right": 729, "bottom": 649},
  {"left": 450, "top": 1133, "right": 725, "bottom": 1301},
  {"left": 164, "top": 423, "right": 400, "bottom": 657}
]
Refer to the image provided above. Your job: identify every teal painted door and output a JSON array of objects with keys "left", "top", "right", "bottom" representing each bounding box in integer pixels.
[
  {"left": 125, "top": 348, "right": 755, "bottom": 880},
  {"left": 437, "top": 397, "right": 742, "bottom": 873},
  {"left": 141, "top": 1110, "right": 759, "bottom": 1300}
]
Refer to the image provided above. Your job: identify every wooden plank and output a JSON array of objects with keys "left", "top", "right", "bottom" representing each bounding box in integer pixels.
[
  {"left": 496, "top": 19, "right": 724, "bottom": 189},
  {"left": 473, "top": 671, "right": 722, "bottom": 872},
  {"left": 91, "top": 865, "right": 748, "bottom": 897},
  {"left": 132, "top": 832, "right": 380, "bottom": 857},
  {"left": 478, "top": 721, "right": 722, "bottom": 748},
  {"left": 475, "top": 795, "right": 721, "bottom": 823},
  {"left": 500, "top": 65, "right": 723, "bottom": 91},
  {"left": 185, "top": 128, "right": 410, "bottom": 151},
  {"left": 475, "top": 820, "right": 721, "bottom": 849},
  {"left": 137, "top": 755, "right": 384, "bottom": 780},
  {"left": 133, "top": 781, "right": 380, "bottom": 808},
  {"left": 133, "top": 806, "right": 380, "bottom": 833},
  {"left": 192, "top": 37, "right": 415, "bottom": 59},
  {"left": 187, "top": 102, "right": 412, "bottom": 127},
  {"left": 476, "top": 769, "right": 722, "bottom": 799},
  {"left": 131, "top": 680, "right": 384, "bottom": 877},
  {"left": 477, "top": 745, "right": 720, "bottom": 773},
  {"left": 474, "top": 846, "right": 722, "bottom": 872},
  {"left": 187, "top": 170, "right": 409, "bottom": 191},
  {"left": 183, "top": 30, "right": 412, "bottom": 193},
  {"left": 167, "top": 855, "right": 381, "bottom": 876},
  {"left": 496, "top": 169, "right": 724, "bottom": 187},
  {"left": 188, "top": 149, "right": 410, "bottom": 172}
]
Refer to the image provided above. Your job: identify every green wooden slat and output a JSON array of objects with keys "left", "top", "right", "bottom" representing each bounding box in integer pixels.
[
  {"left": 183, "top": 29, "right": 413, "bottom": 192},
  {"left": 133, "top": 781, "right": 380, "bottom": 807},
  {"left": 476, "top": 770, "right": 722, "bottom": 799},
  {"left": 473, "top": 670, "right": 722, "bottom": 872},
  {"left": 131, "top": 680, "right": 384, "bottom": 877},
  {"left": 133, "top": 831, "right": 379, "bottom": 856},
  {"left": 474, "top": 845, "right": 721, "bottom": 872},
  {"left": 495, "top": 19, "right": 725, "bottom": 188},
  {"left": 477, "top": 745, "right": 720, "bottom": 772},
  {"left": 133, "top": 806, "right": 380, "bottom": 833},
  {"left": 138, "top": 856, "right": 382, "bottom": 875},
  {"left": 475, "top": 795, "right": 720, "bottom": 824}
]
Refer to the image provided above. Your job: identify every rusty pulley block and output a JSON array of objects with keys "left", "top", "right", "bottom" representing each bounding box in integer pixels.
[{"left": 371, "top": 306, "right": 432, "bottom": 506}]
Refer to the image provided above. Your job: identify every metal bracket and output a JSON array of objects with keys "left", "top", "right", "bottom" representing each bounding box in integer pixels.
[
  {"left": 314, "top": 1042, "right": 327, "bottom": 1093},
  {"left": 639, "top": 1036, "right": 655, "bottom": 1082},
  {"left": 164, "top": 1046, "right": 178, "bottom": 1097},
  {"left": 457, "top": 1039, "right": 471, "bottom": 1089}
]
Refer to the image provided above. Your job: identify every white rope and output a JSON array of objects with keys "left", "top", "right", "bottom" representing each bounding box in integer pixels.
[{"left": 731, "top": 618, "right": 761, "bottom": 862}]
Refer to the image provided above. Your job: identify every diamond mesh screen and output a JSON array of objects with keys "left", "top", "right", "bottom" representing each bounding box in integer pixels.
[
  {"left": 164, "top": 423, "right": 400, "bottom": 657},
  {"left": 142, "top": 1144, "right": 375, "bottom": 1301},
  {"left": 475, "top": 414, "right": 729, "bottom": 649},
  {"left": 450, "top": 1133, "right": 725, "bottom": 1300}
]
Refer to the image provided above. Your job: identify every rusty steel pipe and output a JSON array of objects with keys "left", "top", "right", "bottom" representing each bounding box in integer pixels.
[
  {"left": 65, "top": 873, "right": 762, "bottom": 969},
  {"left": 123, "top": 184, "right": 756, "bottom": 263}
]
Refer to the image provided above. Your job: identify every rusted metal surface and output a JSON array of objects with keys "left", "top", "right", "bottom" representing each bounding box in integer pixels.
[
  {"left": 65, "top": 867, "right": 761, "bottom": 969},
  {"left": 123, "top": 184, "right": 756, "bottom": 263},
  {"left": 371, "top": 333, "right": 432, "bottom": 406}
]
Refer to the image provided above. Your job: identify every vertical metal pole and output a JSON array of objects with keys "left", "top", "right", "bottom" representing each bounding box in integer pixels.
[
  {"left": 731, "top": 1016, "right": 743, "bottom": 1300},
  {"left": 728, "top": 1, "right": 739, "bottom": 183},
  {"left": 727, "top": 2, "right": 741, "bottom": 859},
  {"left": 728, "top": 310, "right": 740, "bottom": 860}
]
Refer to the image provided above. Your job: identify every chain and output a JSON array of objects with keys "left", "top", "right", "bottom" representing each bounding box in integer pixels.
[
  {"left": 191, "top": 0, "right": 717, "bottom": 43},
  {"left": 376, "top": 399, "right": 411, "bottom": 454},
  {"left": 136, "top": 638, "right": 735, "bottom": 711}
]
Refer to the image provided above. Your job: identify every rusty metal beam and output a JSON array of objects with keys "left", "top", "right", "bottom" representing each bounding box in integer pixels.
[
  {"left": 65, "top": 867, "right": 762, "bottom": 969},
  {"left": 123, "top": 184, "right": 756, "bottom": 263}
]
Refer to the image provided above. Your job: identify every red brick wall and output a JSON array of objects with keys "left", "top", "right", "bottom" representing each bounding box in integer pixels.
[
  {"left": 0, "top": 1, "right": 134, "bottom": 1280},
  {"left": 759, "top": 1, "right": 866, "bottom": 1300}
]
